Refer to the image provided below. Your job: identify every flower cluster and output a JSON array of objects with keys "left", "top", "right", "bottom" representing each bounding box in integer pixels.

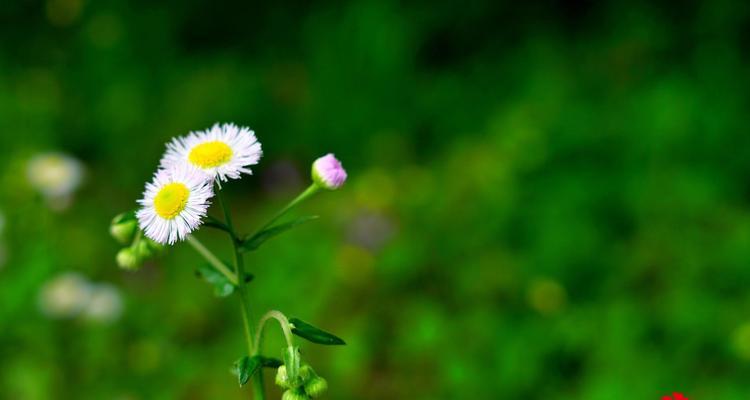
[
  {"left": 127, "top": 123, "right": 347, "bottom": 247},
  {"left": 275, "top": 364, "right": 328, "bottom": 400},
  {"left": 136, "top": 123, "right": 262, "bottom": 245}
]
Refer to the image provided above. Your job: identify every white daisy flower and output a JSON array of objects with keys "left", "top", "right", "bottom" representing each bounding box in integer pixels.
[
  {"left": 136, "top": 165, "right": 214, "bottom": 245},
  {"left": 160, "top": 123, "right": 262, "bottom": 183}
]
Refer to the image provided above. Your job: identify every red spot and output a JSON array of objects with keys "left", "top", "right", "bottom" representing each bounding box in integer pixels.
[{"left": 662, "top": 394, "right": 688, "bottom": 400}]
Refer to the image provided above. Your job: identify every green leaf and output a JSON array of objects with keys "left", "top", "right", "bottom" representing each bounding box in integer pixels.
[
  {"left": 240, "top": 216, "right": 319, "bottom": 252},
  {"left": 259, "top": 356, "right": 283, "bottom": 368},
  {"left": 234, "top": 355, "right": 262, "bottom": 387},
  {"left": 289, "top": 318, "right": 346, "bottom": 346},
  {"left": 195, "top": 265, "right": 236, "bottom": 297}
]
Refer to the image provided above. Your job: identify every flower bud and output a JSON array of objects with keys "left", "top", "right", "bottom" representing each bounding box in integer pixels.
[
  {"left": 304, "top": 376, "right": 328, "bottom": 398},
  {"left": 275, "top": 365, "right": 291, "bottom": 389},
  {"left": 110, "top": 214, "right": 137, "bottom": 244},
  {"left": 146, "top": 238, "right": 165, "bottom": 252},
  {"left": 135, "top": 239, "right": 153, "bottom": 259},
  {"left": 282, "top": 389, "right": 310, "bottom": 400},
  {"left": 311, "top": 153, "right": 347, "bottom": 190},
  {"left": 116, "top": 247, "right": 140, "bottom": 270},
  {"left": 299, "top": 364, "right": 315, "bottom": 381}
]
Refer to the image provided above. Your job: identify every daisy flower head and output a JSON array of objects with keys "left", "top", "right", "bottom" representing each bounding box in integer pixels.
[
  {"left": 136, "top": 165, "right": 214, "bottom": 245},
  {"left": 160, "top": 123, "right": 262, "bottom": 183},
  {"left": 312, "top": 153, "right": 347, "bottom": 190}
]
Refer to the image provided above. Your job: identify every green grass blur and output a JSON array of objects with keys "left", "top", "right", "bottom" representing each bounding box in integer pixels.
[{"left": 1, "top": 0, "right": 750, "bottom": 399}]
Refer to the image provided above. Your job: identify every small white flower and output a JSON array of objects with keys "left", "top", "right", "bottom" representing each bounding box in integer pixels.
[
  {"left": 83, "top": 283, "right": 123, "bottom": 323},
  {"left": 160, "top": 123, "right": 262, "bottom": 183},
  {"left": 27, "top": 152, "right": 84, "bottom": 209},
  {"left": 38, "top": 272, "right": 92, "bottom": 318},
  {"left": 136, "top": 165, "right": 214, "bottom": 245}
]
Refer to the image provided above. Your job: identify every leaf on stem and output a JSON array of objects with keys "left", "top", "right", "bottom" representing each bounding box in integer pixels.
[
  {"left": 289, "top": 318, "right": 346, "bottom": 345},
  {"left": 234, "top": 355, "right": 262, "bottom": 387},
  {"left": 232, "top": 356, "right": 278, "bottom": 385},
  {"left": 195, "top": 264, "right": 236, "bottom": 297},
  {"left": 240, "top": 216, "right": 319, "bottom": 252},
  {"left": 259, "top": 356, "right": 283, "bottom": 368}
]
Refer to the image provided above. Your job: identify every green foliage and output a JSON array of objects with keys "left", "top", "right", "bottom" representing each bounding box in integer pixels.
[
  {"left": 240, "top": 216, "right": 319, "bottom": 252},
  {"left": 289, "top": 318, "right": 346, "bottom": 346},
  {"left": 234, "top": 356, "right": 261, "bottom": 387},
  {"left": 195, "top": 265, "right": 236, "bottom": 297}
]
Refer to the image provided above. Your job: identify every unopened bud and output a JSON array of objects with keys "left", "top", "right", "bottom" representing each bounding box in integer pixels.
[
  {"left": 276, "top": 365, "right": 291, "bottom": 389},
  {"left": 304, "top": 376, "right": 328, "bottom": 398},
  {"left": 299, "top": 364, "right": 315, "bottom": 381},
  {"left": 116, "top": 247, "right": 140, "bottom": 270},
  {"left": 135, "top": 239, "right": 153, "bottom": 259},
  {"left": 110, "top": 214, "right": 137, "bottom": 244},
  {"left": 311, "top": 153, "right": 347, "bottom": 190},
  {"left": 282, "top": 389, "right": 310, "bottom": 400}
]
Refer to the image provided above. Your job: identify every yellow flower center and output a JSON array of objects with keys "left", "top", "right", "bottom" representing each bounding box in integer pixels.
[
  {"left": 154, "top": 183, "right": 190, "bottom": 219},
  {"left": 188, "top": 141, "right": 233, "bottom": 168}
]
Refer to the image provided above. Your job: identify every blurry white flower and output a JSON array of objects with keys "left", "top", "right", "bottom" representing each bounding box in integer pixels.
[
  {"left": 27, "top": 152, "right": 84, "bottom": 209},
  {"left": 312, "top": 153, "right": 347, "bottom": 190},
  {"left": 137, "top": 164, "right": 214, "bottom": 245},
  {"left": 38, "top": 272, "right": 92, "bottom": 318},
  {"left": 83, "top": 283, "right": 123, "bottom": 323},
  {"left": 160, "top": 123, "right": 262, "bottom": 183}
]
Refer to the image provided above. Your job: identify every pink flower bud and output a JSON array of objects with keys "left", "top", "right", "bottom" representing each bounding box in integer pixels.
[{"left": 311, "top": 154, "right": 347, "bottom": 190}]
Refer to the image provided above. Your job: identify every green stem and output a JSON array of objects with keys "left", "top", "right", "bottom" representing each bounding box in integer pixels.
[
  {"left": 186, "top": 235, "right": 238, "bottom": 286},
  {"left": 258, "top": 184, "right": 319, "bottom": 233},
  {"left": 217, "top": 188, "right": 265, "bottom": 400},
  {"left": 254, "top": 310, "right": 294, "bottom": 354}
]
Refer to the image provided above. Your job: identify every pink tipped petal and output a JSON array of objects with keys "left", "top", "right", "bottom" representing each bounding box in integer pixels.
[{"left": 312, "top": 153, "right": 347, "bottom": 190}]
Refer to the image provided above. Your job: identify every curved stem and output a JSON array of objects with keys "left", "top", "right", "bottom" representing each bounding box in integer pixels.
[
  {"left": 254, "top": 310, "right": 294, "bottom": 354},
  {"left": 217, "top": 188, "right": 265, "bottom": 400},
  {"left": 186, "top": 235, "right": 238, "bottom": 285}
]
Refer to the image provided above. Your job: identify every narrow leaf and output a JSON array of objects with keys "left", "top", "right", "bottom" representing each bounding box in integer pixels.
[
  {"left": 289, "top": 318, "right": 346, "bottom": 345},
  {"left": 234, "top": 355, "right": 262, "bottom": 387},
  {"left": 240, "top": 216, "right": 319, "bottom": 252},
  {"left": 195, "top": 265, "right": 236, "bottom": 297},
  {"left": 259, "top": 356, "right": 283, "bottom": 368}
]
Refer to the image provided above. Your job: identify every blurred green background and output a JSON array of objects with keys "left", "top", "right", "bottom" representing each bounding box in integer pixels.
[{"left": 2, "top": 0, "right": 750, "bottom": 398}]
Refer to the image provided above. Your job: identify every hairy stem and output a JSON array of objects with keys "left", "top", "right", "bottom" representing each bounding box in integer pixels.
[
  {"left": 254, "top": 310, "right": 294, "bottom": 354},
  {"left": 217, "top": 188, "right": 265, "bottom": 400}
]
